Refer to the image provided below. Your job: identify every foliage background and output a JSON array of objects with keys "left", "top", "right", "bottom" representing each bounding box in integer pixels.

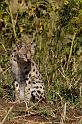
[{"left": 0, "top": 0, "right": 82, "bottom": 119}]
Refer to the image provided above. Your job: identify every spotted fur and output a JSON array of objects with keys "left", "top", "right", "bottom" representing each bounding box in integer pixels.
[{"left": 10, "top": 41, "right": 45, "bottom": 104}]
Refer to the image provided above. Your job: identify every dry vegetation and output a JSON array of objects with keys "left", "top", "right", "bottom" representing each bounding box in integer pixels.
[{"left": 0, "top": 0, "right": 82, "bottom": 123}]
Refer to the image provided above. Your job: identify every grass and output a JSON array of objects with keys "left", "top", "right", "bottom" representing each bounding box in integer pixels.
[{"left": 0, "top": 0, "right": 82, "bottom": 123}]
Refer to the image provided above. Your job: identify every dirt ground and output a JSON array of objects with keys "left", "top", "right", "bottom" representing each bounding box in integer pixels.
[{"left": 0, "top": 98, "right": 82, "bottom": 124}]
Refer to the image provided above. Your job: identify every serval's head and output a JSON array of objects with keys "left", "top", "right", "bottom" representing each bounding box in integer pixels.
[{"left": 16, "top": 40, "right": 36, "bottom": 62}]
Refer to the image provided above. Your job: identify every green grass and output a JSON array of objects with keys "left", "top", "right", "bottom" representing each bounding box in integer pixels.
[{"left": 0, "top": 0, "right": 82, "bottom": 123}]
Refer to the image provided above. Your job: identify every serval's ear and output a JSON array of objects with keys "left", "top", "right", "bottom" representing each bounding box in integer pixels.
[{"left": 31, "top": 41, "right": 36, "bottom": 56}]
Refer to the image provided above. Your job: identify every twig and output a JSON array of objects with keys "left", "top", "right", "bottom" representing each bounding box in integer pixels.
[
  {"left": 66, "top": 32, "right": 77, "bottom": 70},
  {"left": 1, "top": 43, "right": 7, "bottom": 52},
  {"left": 63, "top": 103, "right": 66, "bottom": 121},
  {"left": 9, "top": 98, "right": 43, "bottom": 113},
  {"left": 9, "top": 5, "right": 17, "bottom": 39},
  {"left": 1, "top": 106, "right": 14, "bottom": 124},
  {"left": 5, "top": 0, "right": 17, "bottom": 40},
  {"left": 44, "top": 57, "right": 50, "bottom": 88},
  {"left": 27, "top": 98, "right": 43, "bottom": 111},
  {"left": 73, "top": 115, "right": 82, "bottom": 119},
  {"left": 2, "top": 67, "right": 10, "bottom": 75},
  {"left": 58, "top": 69, "right": 69, "bottom": 82},
  {"left": 60, "top": 103, "right": 67, "bottom": 124}
]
